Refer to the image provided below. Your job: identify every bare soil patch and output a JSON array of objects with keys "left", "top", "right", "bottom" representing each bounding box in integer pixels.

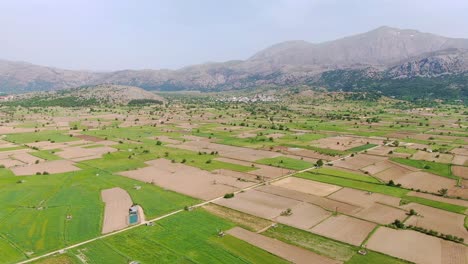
[
  {"left": 408, "top": 191, "right": 468, "bottom": 207},
  {"left": 328, "top": 188, "right": 401, "bottom": 208},
  {"left": 249, "top": 165, "right": 290, "bottom": 179},
  {"left": 203, "top": 203, "right": 272, "bottom": 232},
  {"left": 452, "top": 166, "right": 468, "bottom": 179},
  {"left": 310, "top": 215, "right": 376, "bottom": 246},
  {"left": 397, "top": 171, "right": 456, "bottom": 193},
  {"left": 11, "top": 160, "right": 80, "bottom": 176},
  {"left": 333, "top": 154, "right": 387, "bottom": 170},
  {"left": 412, "top": 151, "right": 454, "bottom": 163},
  {"left": 440, "top": 240, "right": 468, "bottom": 264},
  {"left": 272, "top": 177, "right": 342, "bottom": 197},
  {"left": 404, "top": 203, "right": 468, "bottom": 241},
  {"left": 365, "top": 146, "right": 395, "bottom": 156},
  {"left": 275, "top": 202, "right": 332, "bottom": 229},
  {"left": 101, "top": 187, "right": 133, "bottom": 234},
  {"left": 452, "top": 155, "right": 468, "bottom": 166},
  {"left": 311, "top": 136, "right": 380, "bottom": 151},
  {"left": 57, "top": 146, "right": 117, "bottom": 161},
  {"left": 449, "top": 180, "right": 468, "bottom": 199},
  {"left": 354, "top": 203, "right": 407, "bottom": 225},
  {"left": 452, "top": 148, "right": 468, "bottom": 156},
  {"left": 152, "top": 136, "right": 181, "bottom": 144},
  {"left": 373, "top": 161, "right": 418, "bottom": 182},
  {"left": 227, "top": 227, "right": 341, "bottom": 264},
  {"left": 0, "top": 158, "right": 24, "bottom": 168},
  {"left": 367, "top": 227, "right": 443, "bottom": 264},
  {"left": 214, "top": 189, "right": 301, "bottom": 219},
  {"left": 282, "top": 147, "right": 334, "bottom": 161},
  {"left": 257, "top": 185, "right": 362, "bottom": 215},
  {"left": 168, "top": 141, "right": 281, "bottom": 161},
  {"left": 74, "top": 134, "right": 104, "bottom": 142},
  {"left": 120, "top": 159, "right": 252, "bottom": 200},
  {"left": 11, "top": 152, "right": 44, "bottom": 164}
]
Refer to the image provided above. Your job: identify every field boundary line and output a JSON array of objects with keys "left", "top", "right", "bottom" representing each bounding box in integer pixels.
[{"left": 17, "top": 141, "right": 386, "bottom": 264}]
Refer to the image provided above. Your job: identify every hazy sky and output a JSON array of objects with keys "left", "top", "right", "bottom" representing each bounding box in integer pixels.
[{"left": 1, "top": 0, "right": 468, "bottom": 71}]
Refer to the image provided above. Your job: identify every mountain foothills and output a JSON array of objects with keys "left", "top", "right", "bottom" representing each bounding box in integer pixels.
[
  {"left": 4, "top": 85, "right": 164, "bottom": 107},
  {"left": 1, "top": 26, "right": 467, "bottom": 99}
]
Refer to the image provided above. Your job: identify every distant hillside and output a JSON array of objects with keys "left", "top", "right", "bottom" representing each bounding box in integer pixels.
[
  {"left": 0, "top": 26, "right": 468, "bottom": 100},
  {"left": 3, "top": 85, "right": 164, "bottom": 107}
]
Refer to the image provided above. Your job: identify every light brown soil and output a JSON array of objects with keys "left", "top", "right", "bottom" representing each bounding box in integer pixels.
[
  {"left": 332, "top": 154, "right": 387, "bottom": 170},
  {"left": 249, "top": 165, "right": 290, "bottom": 179},
  {"left": 274, "top": 202, "right": 331, "bottom": 229},
  {"left": 361, "top": 160, "right": 394, "bottom": 175},
  {"left": 101, "top": 187, "right": 133, "bottom": 234},
  {"left": 452, "top": 148, "right": 468, "bottom": 156},
  {"left": 412, "top": 151, "right": 453, "bottom": 163},
  {"left": 212, "top": 169, "right": 260, "bottom": 183},
  {"left": 449, "top": 180, "right": 468, "bottom": 199},
  {"left": 452, "top": 166, "right": 468, "bottom": 179},
  {"left": 167, "top": 141, "right": 281, "bottom": 161},
  {"left": 282, "top": 147, "right": 334, "bottom": 161},
  {"left": 440, "top": 240, "right": 468, "bottom": 264},
  {"left": 354, "top": 203, "right": 407, "bottom": 225},
  {"left": 74, "top": 134, "right": 104, "bottom": 142},
  {"left": 373, "top": 162, "right": 418, "bottom": 182},
  {"left": 266, "top": 133, "right": 285, "bottom": 139},
  {"left": 365, "top": 146, "right": 396, "bottom": 156},
  {"left": 152, "top": 136, "right": 181, "bottom": 144},
  {"left": 407, "top": 192, "right": 468, "bottom": 207},
  {"left": 27, "top": 140, "right": 90, "bottom": 150},
  {"left": 397, "top": 171, "right": 457, "bottom": 193},
  {"left": 214, "top": 189, "right": 301, "bottom": 219},
  {"left": 227, "top": 227, "right": 341, "bottom": 264},
  {"left": 11, "top": 152, "right": 44, "bottom": 164},
  {"left": 120, "top": 159, "right": 252, "bottom": 200},
  {"left": 203, "top": 203, "right": 273, "bottom": 232},
  {"left": 310, "top": 215, "right": 376, "bottom": 246},
  {"left": 404, "top": 203, "right": 468, "bottom": 241},
  {"left": 11, "top": 160, "right": 80, "bottom": 176},
  {"left": 328, "top": 188, "right": 401, "bottom": 208},
  {"left": 311, "top": 136, "right": 381, "bottom": 151},
  {"left": 366, "top": 227, "right": 443, "bottom": 264},
  {"left": 56, "top": 146, "right": 116, "bottom": 161},
  {"left": 257, "top": 185, "right": 362, "bottom": 215},
  {"left": 272, "top": 177, "right": 342, "bottom": 197},
  {"left": 0, "top": 158, "right": 24, "bottom": 168},
  {"left": 452, "top": 155, "right": 468, "bottom": 166}
]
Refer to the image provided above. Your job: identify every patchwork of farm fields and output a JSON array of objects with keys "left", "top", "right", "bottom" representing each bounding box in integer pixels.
[{"left": 0, "top": 94, "right": 467, "bottom": 264}]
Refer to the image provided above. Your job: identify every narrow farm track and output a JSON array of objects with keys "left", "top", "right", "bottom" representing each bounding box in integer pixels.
[{"left": 16, "top": 143, "right": 386, "bottom": 264}]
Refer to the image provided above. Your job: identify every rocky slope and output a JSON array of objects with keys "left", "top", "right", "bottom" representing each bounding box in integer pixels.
[
  {"left": 11, "top": 85, "right": 164, "bottom": 105},
  {"left": 0, "top": 26, "right": 467, "bottom": 99}
]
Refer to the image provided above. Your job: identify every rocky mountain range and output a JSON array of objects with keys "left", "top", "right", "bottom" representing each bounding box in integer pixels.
[{"left": 1, "top": 26, "right": 467, "bottom": 99}]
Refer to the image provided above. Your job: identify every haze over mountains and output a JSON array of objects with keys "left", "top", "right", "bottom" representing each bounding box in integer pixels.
[{"left": 1, "top": 26, "right": 467, "bottom": 99}]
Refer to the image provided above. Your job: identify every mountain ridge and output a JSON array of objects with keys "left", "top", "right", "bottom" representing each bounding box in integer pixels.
[{"left": 0, "top": 26, "right": 467, "bottom": 99}]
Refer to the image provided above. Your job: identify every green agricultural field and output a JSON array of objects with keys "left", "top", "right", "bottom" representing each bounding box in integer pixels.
[
  {"left": 296, "top": 171, "right": 410, "bottom": 197},
  {"left": 64, "top": 209, "right": 288, "bottom": 264},
  {"left": 262, "top": 224, "right": 356, "bottom": 262},
  {"left": 256, "top": 156, "right": 315, "bottom": 170},
  {"left": 402, "top": 195, "right": 467, "bottom": 214},
  {"left": 0, "top": 165, "right": 198, "bottom": 262},
  {"left": 393, "top": 147, "right": 418, "bottom": 154},
  {"left": 347, "top": 143, "right": 377, "bottom": 152},
  {"left": 346, "top": 251, "right": 411, "bottom": 264},
  {"left": 4, "top": 130, "right": 78, "bottom": 144},
  {"left": 0, "top": 146, "right": 26, "bottom": 152},
  {"left": 390, "top": 157, "right": 456, "bottom": 179},
  {"left": 30, "top": 149, "right": 62, "bottom": 160},
  {"left": 313, "top": 167, "right": 381, "bottom": 183}
]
